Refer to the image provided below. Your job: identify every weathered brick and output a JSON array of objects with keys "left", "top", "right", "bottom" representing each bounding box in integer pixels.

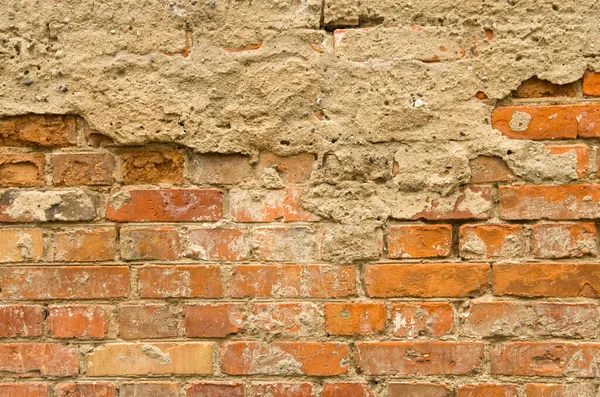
[
  {"left": 85, "top": 343, "right": 213, "bottom": 376},
  {"left": 119, "top": 305, "right": 178, "bottom": 339},
  {"left": 0, "top": 228, "right": 43, "bottom": 263},
  {"left": 583, "top": 70, "right": 600, "bottom": 96},
  {"left": 54, "top": 383, "right": 116, "bottom": 397},
  {"left": 121, "top": 383, "right": 179, "bottom": 397},
  {"left": 188, "top": 153, "right": 254, "bottom": 185},
  {"left": 547, "top": 145, "right": 589, "bottom": 178},
  {"left": 230, "top": 265, "right": 301, "bottom": 298},
  {"left": 0, "top": 344, "right": 79, "bottom": 377},
  {"left": 138, "top": 265, "right": 222, "bottom": 298},
  {"left": 52, "top": 153, "right": 113, "bottom": 186},
  {"left": 120, "top": 227, "right": 181, "bottom": 261},
  {"left": 355, "top": 342, "right": 484, "bottom": 375},
  {"left": 459, "top": 224, "right": 524, "bottom": 259},
  {"left": 388, "top": 225, "right": 452, "bottom": 259},
  {"left": 364, "top": 264, "right": 489, "bottom": 298},
  {"left": 462, "top": 302, "right": 526, "bottom": 338},
  {"left": 257, "top": 152, "right": 315, "bottom": 184},
  {"left": 0, "top": 190, "right": 96, "bottom": 222},
  {"left": 0, "top": 384, "right": 48, "bottom": 397},
  {"left": 303, "top": 265, "right": 357, "bottom": 298},
  {"left": 532, "top": 303, "right": 598, "bottom": 338},
  {"left": 230, "top": 187, "right": 319, "bottom": 223},
  {"left": 120, "top": 150, "right": 184, "bottom": 185},
  {"left": 320, "top": 225, "right": 382, "bottom": 264},
  {"left": 187, "top": 382, "right": 245, "bottom": 397},
  {"left": 48, "top": 305, "right": 108, "bottom": 339},
  {"left": 493, "top": 263, "right": 600, "bottom": 297},
  {"left": 0, "top": 114, "right": 77, "bottom": 147},
  {"left": 468, "top": 156, "right": 516, "bottom": 183},
  {"left": 251, "top": 383, "right": 313, "bottom": 397},
  {"left": 185, "top": 303, "right": 244, "bottom": 337},
  {"left": 411, "top": 186, "right": 493, "bottom": 220},
  {"left": 106, "top": 189, "right": 223, "bottom": 222},
  {"left": 0, "top": 305, "right": 44, "bottom": 337},
  {"left": 188, "top": 228, "right": 249, "bottom": 261},
  {"left": 254, "top": 227, "right": 317, "bottom": 262},
  {"left": 526, "top": 383, "right": 598, "bottom": 397},
  {"left": 53, "top": 227, "right": 116, "bottom": 262},
  {"left": 283, "top": 187, "right": 321, "bottom": 222},
  {"left": 321, "top": 383, "right": 374, "bottom": 397},
  {"left": 457, "top": 384, "right": 518, "bottom": 397},
  {"left": 388, "top": 383, "right": 451, "bottom": 397},
  {"left": 532, "top": 223, "right": 597, "bottom": 259},
  {"left": 513, "top": 76, "right": 577, "bottom": 98},
  {"left": 221, "top": 342, "right": 348, "bottom": 376},
  {"left": 252, "top": 303, "right": 320, "bottom": 337},
  {"left": 391, "top": 303, "right": 454, "bottom": 338},
  {"left": 324, "top": 303, "right": 386, "bottom": 336},
  {"left": 0, "top": 153, "right": 44, "bottom": 186}
]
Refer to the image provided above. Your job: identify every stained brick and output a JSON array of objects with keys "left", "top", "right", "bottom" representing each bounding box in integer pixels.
[
  {"left": 185, "top": 303, "right": 245, "bottom": 337},
  {"left": 0, "top": 228, "right": 43, "bottom": 263},
  {"left": 48, "top": 305, "right": 108, "bottom": 339},
  {"left": 324, "top": 303, "right": 386, "bottom": 336},
  {"left": 230, "top": 265, "right": 301, "bottom": 298},
  {"left": 388, "top": 225, "right": 452, "bottom": 259},
  {"left": 187, "top": 382, "right": 245, "bottom": 397},
  {"left": 0, "top": 153, "right": 45, "bottom": 187},
  {"left": 0, "top": 190, "right": 96, "bottom": 222},
  {"left": 119, "top": 305, "right": 179, "bottom": 339},
  {"left": 188, "top": 153, "right": 254, "bottom": 185},
  {"left": 251, "top": 383, "right": 313, "bottom": 397},
  {"left": 0, "top": 384, "right": 48, "bottom": 397},
  {"left": 0, "top": 114, "right": 77, "bottom": 147},
  {"left": 457, "top": 384, "right": 518, "bottom": 397},
  {"left": 531, "top": 222, "right": 597, "bottom": 258},
  {"left": 391, "top": 303, "right": 454, "bottom": 338},
  {"left": 54, "top": 383, "right": 116, "bottom": 397},
  {"left": 120, "top": 227, "right": 181, "bottom": 261},
  {"left": 321, "top": 383, "right": 374, "bottom": 397},
  {"left": 52, "top": 153, "right": 113, "bottom": 186},
  {"left": 120, "top": 150, "right": 184, "bottom": 185},
  {"left": 53, "top": 227, "right": 116, "bottom": 262},
  {"left": 254, "top": 227, "right": 317, "bottom": 262},
  {"left": 0, "top": 344, "right": 79, "bottom": 377},
  {"left": 138, "top": 265, "right": 222, "bottom": 298},
  {"left": 188, "top": 228, "right": 249, "bottom": 261},
  {"left": 252, "top": 303, "right": 320, "bottom": 337},
  {"left": 459, "top": 224, "right": 524, "bottom": 259},
  {"left": 0, "top": 305, "right": 44, "bottom": 337},
  {"left": 388, "top": 383, "right": 451, "bottom": 397},
  {"left": 120, "top": 383, "right": 179, "bottom": 397},
  {"left": 583, "top": 70, "right": 600, "bottom": 96},
  {"left": 468, "top": 156, "right": 515, "bottom": 183}
]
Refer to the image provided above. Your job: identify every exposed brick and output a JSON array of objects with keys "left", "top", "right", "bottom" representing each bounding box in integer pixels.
[
  {"left": 230, "top": 265, "right": 301, "bottom": 298},
  {"left": 0, "top": 114, "right": 77, "bottom": 147},
  {"left": 0, "top": 305, "right": 44, "bottom": 337},
  {"left": 188, "top": 153, "right": 254, "bottom": 185},
  {"left": 364, "top": 264, "right": 489, "bottom": 298},
  {"left": 188, "top": 228, "right": 249, "bottom": 261},
  {"left": 492, "top": 104, "right": 600, "bottom": 139},
  {"left": 321, "top": 383, "right": 374, "bottom": 397},
  {"left": 254, "top": 227, "right": 317, "bottom": 262},
  {"left": 283, "top": 187, "right": 321, "bottom": 222},
  {"left": 532, "top": 303, "right": 598, "bottom": 338},
  {"left": 526, "top": 383, "right": 598, "bottom": 397},
  {"left": 0, "top": 266, "right": 129, "bottom": 300},
  {"left": 138, "top": 265, "right": 222, "bottom": 298},
  {"left": 221, "top": 341, "right": 348, "bottom": 376},
  {"left": 0, "top": 343, "right": 79, "bottom": 377},
  {"left": 355, "top": 342, "right": 484, "bottom": 375},
  {"left": 0, "top": 384, "right": 48, "bottom": 397},
  {"left": 48, "top": 305, "right": 108, "bottom": 339},
  {"left": 54, "top": 383, "right": 116, "bottom": 397},
  {"left": 187, "top": 382, "right": 245, "bottom": 397},
  {"left": 547, "top": 145, "right": 589, "bottom": 178},
  {"left": 120, "top": 226, "right": 181, "bottom": 261},
  {"left": 257, "top": 152, "right": 315, "bottom": 184},
  {"left": 388, "top": 225, "right": 452, "bottom": 259},
  {"left": 230, "top": 187, "right": 319, "bottom": 223},
  {"left": 0, "top": 153, "right": 44, "bottom": 186},
  {"left": 106, "top": 189, "right": 223, "bottom": 222},
  {"left": 0, "top": 228, "right": 43, "bottom": 263},
  {"left": 251, "top": 383, "right": 313, "bottom": 397},
  {"left": 532, "top": 223, "right": 597, "bottom": 259},
  {"left": 53, "top": 227, "right": 116, "bottom": 262},
  {"left": 391, "top": 303, "right": 454, "bottom": 338},
  {"left": 493, "top": 263, "right": 600, "bottom": 297},
  {"left": 252, "top": 303, "right": 320, "bottom": 337},
  {"left": 513, "top": 76, "right": 577, "bottom": 98},
  {"left": 303, "top": 265, "right": 357, "bottom": 298},
  {"left": 499, "top": 185, "right": 600, "bottom": 220},
  {"left": 411, "top": 186, "right": 493, "bottom": 220},
  {"left": 120, "top": 150, "right": 184, "bottom": 185},
  {"left": 583, "top": 70, "right": 600, "bottom": 96},
  {"left": 0, "top": 190, "right": 96, "bottom": 222},
  {"left": 52, "top": 153, "right": 113, "bottom": 186},
  {"left": 469, "top": 156, "right": 515, "bottom": 183},
  {"left": 459, "top": 224, "right": 524, "bottom": 259},
  {"left": 121, "top": 383, "right": 179, "bottom": 397},
  {"left": 324, "top": 303, "right": 386, "bottom": 336},
  {"left": 85, "top": 343, "right": 213, "bottom": 376},
  {"left": 457, "top": 384, "right": 518, "bottom": 397},
  {"left": 185, "top": 303, "right": 245, "bottom": 337},
  {"left": 388, "top": 383, "right": 451, "bottom": 397},
  {"left": 462, "top": 302, "right": 525, "bottom": 338},
  {"left": 119, "top": 305, "right": 178, "bottom": 339}
]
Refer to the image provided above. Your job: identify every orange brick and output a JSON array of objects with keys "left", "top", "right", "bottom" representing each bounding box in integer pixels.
[
  {"left": 532, "top": 222, "right": 597, "bottom": 258},
  {"left": 412, "top": 186, "right": 493, "bottom": 220},
  {"left": 257, "top": 152, "right": 315, "bottom": 183},
  {"left": 356, "top": 342, "right": 484, "bottom": 375},
  {"left": 230, "top": 265, "right": 301, "bottom": 298},
  {"left": 532, "top": 303, "right": 597, "bottom": 338},
  {"left": 324, "top": 303, "right": 386, "bottom": 336},
  {"left": 251, "top": 383, "right": 313, "bottom": 397},
  {"left": 0, "top": 343, "right": 79, "bottom": 377},
  {"left": 513, "top": 76, "right": 576, "bottom": 98},
  {"left": 188, "top": 228, "right": 249, "bottom": 260},
  {"left": 303, "top": 264, "right": 357, "bottom": 298},
  {"left": 121, "top": 383, "right": 179, "bottom": 397},
  {"left": 322, "top": 383, "right": 375, "bottom": 397},
  {"left": 459, "top": 224, "right": 524, "bottom": 259},
  {"left": 469, "top": 156, "right": 516, "bottom": 183},
  {"left": 0, "top": 153, "right": 44, "bottom": 186},
  {"left": 187, "top": 382, "right": 245, "bottom": 397},
  {"left": 120, "top": 226, "right": 181, "bottom": 261},
  {"left": 119, "top": 304, "right": 178, "bottom": 339},
  {"left": 53, "top": 227, "right": 116, "bottom": 262},
  {"left": 0, "top": 114, "right": 77, "bottom": 147},
  {"left": 462, "top": 302, "right": 525, "bottom": 338},
  {"left": 0, "top": 305, "right": 43, "bottom": 337},
  {"left": 52, "top": 153, "right": 113, "bottom": 186},
  {"left": 457, "top": 384, "right": 518, "bottom": 397},
  {"left": 189, "top": 153, "right": 254, "bottom": 185},
  {"left": 54, "top": 383, "right": 116, "bottom": 397},
  {"left": 583, "top": 70, "right": 600, "bottom": 96},
  {"left": 0, "top": 384, "right": 48, "bottom": 397},
  {"left": 137, "top": 265, "right": 221, "bottom": 298},
  {"left": 107, "top": 189, "right": 223, "bottom": 222},
  {"left": 120, "top": 149, "right": 184, "bottom": 185},
  {"left": 0, "top": 228, "right": 43, "bottom": 263},
  {"left": 388, "top": 225, "right": 452, "bottom": 259},
  {"left": 48, "top": 305, "right": 108, "bottom": 339},
  {"left": 547, "top": 144, "right": 589, "bottom": 178},
  {"left": 221, "top": 342, "right": 348, "bottom": 376},
  {"left": 388, "top": 383, "right": 451, "bottom": 397},
  {"left": 254, "top": 227, "right": 317, "bottom": 262},
  {"left": 185, "top": 303, "right": 245, "bottom": 337},
  {"left": 391, "top": 303, "right": 454, "bottom": 338},
  {"left": 526, "top": 383, "right": 598, "bottom": 397},
  {"left": 364, "top": 264, "right": 489, "bottom": 298},
  {"left": 252, "top": 303, "right": 320, "bottom": 337}
]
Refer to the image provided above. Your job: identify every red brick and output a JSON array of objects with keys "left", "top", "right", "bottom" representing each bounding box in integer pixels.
[
  {"left": 0, "top": 228, "right": 43, "bottom": 263},
  {"left": 355, "top": 342, "right": 484, "bottom": 375},
  {"left": 364, "top": 264, "right": 489, "bottom": 298},
  {"left": 303, "top": 265, "right": 356, "bottom": 298},
  {"left": 0, "top": 344, "right": 79, "bottom": 377},
  {"left": 138, "top": 265, "right": 222, "bottom": 298},
  {"left": 252, "top": 303, "right": 320, "bottom": 337},
  {"left": 532, "top": 223, "right": 597, "bottom": 258},
  {"left": 0, "top": 190, "right": 97, "bottom": 223},
  {"left": 188, "top": 228, "right": 249, "bottom": 261},
  {"left": 469, "top": 156, "right": 516, "bottom": 183},
  {"left": 0, "top": 114, "right": 77, "bottom": 147},
  {"left": 185, "top": 303, "right": 244, "bottom": 337},
  {"left": 120, "top": 150, "right": 184, "bottom": 185},
  {"left": 230, "top": 265, "right": 301, "bottom": 298},
  {"left": 459, "top": 225, "right": 524, "bottom": 259},
  {"left": 0, "top": 266, "right": 129, "bottom": 300},
  {"left": 493, "top": 263, "right": 600, "bottom": 297},
  {"left": 513, "top": 76, "right": 576, "bottom": 98},
  {"left": 121, "top": 383, "right": 179, "bottom": 397},
  {"left": 0, "top": 153, "right": 45, "bottom": 187},
  {"left": 324, "top": 303, "right": 386, "bottom": 336},
  {"left": 119, "top": 305, "right": 178, "bottom": 339},
  {"left": 532, "top": 303, "right": 598, "bottom": 338},
  {"left": 411, "top": 186, "right": 493, "bottom": 220},
  {"left": 251, "top": 383, "right": 313, "bottom": 397},
  {"left": 221, "top": 341, "right": 348, "bottom": 376},
  {"left": 547, "top": 145, "right": 589, "bottom": 178},
  {"left": 322, "top": 383, "right": 374, "bottom": 397},
  {"left": 526, "top": 383, "right": 598, "bottom": 397},
  {"left": 106, "top": 189, "right": 223, "bottom": 222},
  {"left": 492, "top": 342, "right": 600, "bottom": 377},
  {"left": 48, "top": 305, "right": 108, "bottom": 339},
  {"left": 189, "top": 153, "right": 254, "bottom": 185},
  {"left": 254, "top": 227, "right": 317, "bottom": 262},
  {"left": 388, "top": 225, "right": 452, "bottom": 259},
  {"left": 257, "top": 152, "right": 315, "bottom": 183},
  {"left": 462, "top": 302, "right": 525, "bottom": 338},
  {"left": 457, "top": 384, "right": 518, "bottom": 397},
  {"left": 53, "top": 227, "right": 116, "bottom": 262},
  {"left": 52, "top": 153, "right": 113, "bottom": 186},
  {"left": 187, "top": 382, "right": 245, "bottom": 397},
  {"left": 583, "top": 70, "right": 600, "bottom": 96},
  {"left": 120, "top": 226, "right": 181, "bottom": 261},
  {"left": 283, "top": 187, "right": 321, "bottom": 222},
  {"left": 492, "top": 104, "right": 600, "bottom": 139},
  {"left": 500, "top": 185, "right": 600, "bottom": 220},
  {"left": 0, "top": 305, "right": 43, "bottom": 337},
  {"left": 54, "top": 383, "right": 116, "bottom": 397},
  {"left": 0, "top": 384, "right": 48, "bottom": 397},
  {"left": 388, "top": 383, "right": 451, "bottom": 397},
  {"left": 391, "top": 303, "right": 454, "bottom": 338}
]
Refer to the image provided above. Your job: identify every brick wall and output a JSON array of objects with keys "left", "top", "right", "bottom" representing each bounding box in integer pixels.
[{"left": 2, "top": 73, "right": 600, "bottom": 395}]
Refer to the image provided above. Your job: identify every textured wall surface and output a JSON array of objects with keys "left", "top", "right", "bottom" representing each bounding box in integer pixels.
[{"left": 2, "top": 0, "right": 600, "bottom": 396}]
